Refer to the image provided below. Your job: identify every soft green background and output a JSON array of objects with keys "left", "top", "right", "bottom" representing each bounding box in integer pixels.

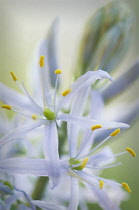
[{"left": 0, "top": 0, "right": 138, "bottom": 209}]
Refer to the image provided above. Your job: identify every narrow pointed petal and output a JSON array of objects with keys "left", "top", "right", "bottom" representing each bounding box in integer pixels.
[
  {"left": 89, "top": 147, "right": 115, "bottom": 167},
  {"left": 4, "top": 195, "right": 18, "bottom": 209},
  {"left": 58, "top": 114, "right": 129, "bottom": 129},
  {"left": 0, "top": 121, "right": 44, "bottom": 147},
  {"left": 32, "top": 200, "right": 66, "bottom": 210},
  {"left": 0, "top": 158, "right": 48, "bottom": 176},
  {"left": 88, "top": 184, "right": 121, "bottom": 210},
  {"left": 0, "top": 199, "right": 7, "bottom": 210},
  {"left": 68, "top": 177, "right": 79, "bottom": 210},
  {"left": 47, "top": 18, "right": 60, "bottom": 88},
  {"left": 68, "top": 88, "right": 90, "bottom": 157},
  {"left": 102, "top": 59, "right": 139, "bottom": 101},
  {"left": 90, "top": 90, "right": 104, "bottom": 119},
  {"left": 22, "top": 82, "right": 43, "bottom": 115},
  {"left": 0, "top": 83, "right": 32, "bottom": 111},
  {"left": 62, "top": 70, "right": 112, "bottom": 105},
  {"left": 43, "top": 122, "right": 60, "bottom": 189}
]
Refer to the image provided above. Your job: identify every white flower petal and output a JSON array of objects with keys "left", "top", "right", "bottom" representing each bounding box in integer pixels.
[
  {"left": 62, "top": 70, "right": 112, "bottom": 104},
  {"left": 43, "top": 122, "right": 60, "bottom": 189},
  {"left": 0, "top": 121, "right": 44, "bottom": 147},
  {"left": 0, "top": 83, "right": 32, "bottom": 111},
  {"left": 47, "top": 18, "right": 60, "bottom": 88},
  {"left": 22, "top": 82, "right": 43, "bottom": 115},
  {"left": 68, "top": 88, "right": 90, "bottom": 158},
  {"left": 0, "top": 158, "right": 48, "bottom": 176},
  {"left": 88, "top": 184, "right": 121, "bottom": 210},
  {"left": 68, "top": 177, "right": 79, "bottom": 210},
  {"left": 58, "top": 114, "right": 130, "bottom": 129},
  {"left": 90, "top": 90, "right": 104, "bottom": 120},
  {"left": 89, "top": 147, "right": 115, "bottom": 167},
  {"left": 32, "top": 200, "right": 66, "bottom": 210}
]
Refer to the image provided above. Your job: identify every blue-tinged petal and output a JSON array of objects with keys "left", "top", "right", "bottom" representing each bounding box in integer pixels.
[
  {"left": 43, "top": 122, "right": 60, "bottom": 189},
  {"left": 102, "top": 59, "right": 139, "bottom": 101},
  {"left": 18, "top": 204, "right": 32, "bottom": 210},
  {"left": 88, "top": 147, "right": 115, "bottom": 167},
  {"left": 68, "top": 88, "right": 90, "bottom": 158},
  {"left": 0, "top": 158, "right": 48, "bottom": 176},
  {"left": 32, "top": 200, "right": 67, "bottom": 210},
  {"left": 0, "top": 199, "right": 7, "bottom": 210},
  {"left": 4, "top": 195, "right": 18, "bottom": 209},
  {"left": 47, "top": 18, "right": 60, "bottom": 88},
  {"left": 0, "top": 121, "right": 45, "bottom": 147},
  {"left": 0, "top": 182, "right": 13, "bottom": 194},
  {"left": 57, "top": 114, "right": 129, "bottom": 129},
  {"left": 62, "top": 70, "right": 112, "bottom": 105},
  {"left": 87, "top": 184, "right": 121, "bottom": 210},
  {"left": 0, "top": 83, "right": 33, "bottom": 111},
  {"left": 68, "top": 177, "right": 79, "bottom": 210},
  {"left": 90, "top": 90, "right": 104, "bottom": 120}
]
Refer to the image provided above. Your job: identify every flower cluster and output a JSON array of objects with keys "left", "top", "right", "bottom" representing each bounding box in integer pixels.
[
  {"left": 0, "top": 51, "right": 136, "bottom": 209},
  {"left": 0, "top": 1, "right": 137, "bottom": 209}
]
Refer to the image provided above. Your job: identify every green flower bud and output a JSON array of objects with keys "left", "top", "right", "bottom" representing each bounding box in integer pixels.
[{"left": 74, "top": 1, "right": 134, "bottom": 78}]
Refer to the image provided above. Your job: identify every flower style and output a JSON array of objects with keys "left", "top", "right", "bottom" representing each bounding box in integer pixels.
[{"left": 0, "top": 57, "right": 129, "bottom": 189}]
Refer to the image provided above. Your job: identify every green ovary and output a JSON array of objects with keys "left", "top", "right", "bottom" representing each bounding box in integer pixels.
[{"left": 43, "top": 108, "right": 56, "bottom": 120}]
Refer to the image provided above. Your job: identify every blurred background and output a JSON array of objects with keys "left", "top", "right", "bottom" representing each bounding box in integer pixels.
[{"left": 0, "top": 0, "right": 138, "bottom": 209}]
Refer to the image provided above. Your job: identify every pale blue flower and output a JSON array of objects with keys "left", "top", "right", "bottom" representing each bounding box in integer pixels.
[{"left": 0, "top": 66, "right": 129, "bottom": 189}]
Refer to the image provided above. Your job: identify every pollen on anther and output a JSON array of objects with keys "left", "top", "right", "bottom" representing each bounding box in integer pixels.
[
  {"left": 91, "top": 124, "right": 102, "bottom": 131},
  {"left": 81, "top": 157, "right": 89, "bottom": 169},
  {"left": 55, "top": 69, "right": 62, "bottom": 74},
  {"left": 1, "top": 105, "right": 12, "bottom": 110},
  {"left": 110, "top": 128, "right": 120, "bottom": 137},
  {"left": 39, "top": 55, "right": 45, "bottom": 67},
  {"left": 10, "top": 71, "right": 18, "bottom": 81},
  {"left": 99, "top": 180, "right": 104, "bottom": 189},
  {"left": 32, "top": 114, "right": 37, "bottom": 120},
  {"left": 122, "top": 182, "right": 131, "bottom": 193},
  {"left": 62, "top": 89, "right": 71, "bottom": 96},
  {"left": 126, "top": 147, "right": 136, "bottom": 157}
]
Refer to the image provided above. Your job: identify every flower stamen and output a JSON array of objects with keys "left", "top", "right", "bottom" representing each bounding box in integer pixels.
[
  {"left": 1, "top": 105, "right": 12, "bottom": 110},
  {"left": 39, "top": 55, "right": 45, "bottom": 67},
  {"left": 126, "top": 147, "right": 136, "bottom": 157},
  {"left": 122, "top": 182, "right": 131, "bottom": 193},
  {"left": 10, "top": 71, "right": 18, "bottom": 81},
  {"left": 99, "top": 180, "right": 104, "bottom": 189},
  {"left": 110, "top": 128, "right": 120, "bottom": 136},
  {"left": 62, "top": 89, "right": 71, "bottom": 97},
  {"left": 55, "top": 69, "right": 62, "bottom": 74},
  {"left": 91, "top": 124, "right": 102, "bottom": 131}
]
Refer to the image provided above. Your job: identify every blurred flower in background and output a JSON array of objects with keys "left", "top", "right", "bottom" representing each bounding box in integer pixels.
[{"left": 0, "top": 0, "right": 139, "bottom": 209}]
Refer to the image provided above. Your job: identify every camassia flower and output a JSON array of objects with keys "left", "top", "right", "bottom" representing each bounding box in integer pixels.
[
  {"left": 0, "top": 129, "right": 136, "bottom": 210},
  {"left": 0, "top": 56, "right": 129, "bottom": 188}
]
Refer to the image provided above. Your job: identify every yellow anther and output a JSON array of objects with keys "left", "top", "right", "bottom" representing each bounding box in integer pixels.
[
  {"left": 99, "top": 180, "right": 104, "bottom": 189},
  {"left": 122, "top": 182, "right": 131, "bottom": 193},
  {"left": 39, "top": 55, "right": 45, "bottom": 67},
  {"left": 91, "top": 124, "right": 102, "bottom": 131},
  {"left": 126, "top": 147, "right": 136, "bottom": 157},
  {"left": 32, "top": 114, "right": 37, "bottom": 120},
  {"left": 55, "top": 69, "right": 62, "bottom": 74},
  {"left": 81, "top": 157, "right": 89, "bottom": 169},
  {"left": 73, "top": 157, "right": 89, "bottom": 170},
  {"left": 1, "top": 105, "right": 12, "bottom": 110},
  {"left": 62, "top": 89, "right": 71, "bottom": 97},
  {"left": 10, "top": 71, "right": 18, "bottom": 81},
  {"left": 110, "top": 128, "right": 120, "bottom": 137}
]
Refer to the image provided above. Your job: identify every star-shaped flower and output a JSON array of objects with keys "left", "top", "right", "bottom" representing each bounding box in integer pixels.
[{"left": 0, "top": 56, "right": 129, "bottom": 188}]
